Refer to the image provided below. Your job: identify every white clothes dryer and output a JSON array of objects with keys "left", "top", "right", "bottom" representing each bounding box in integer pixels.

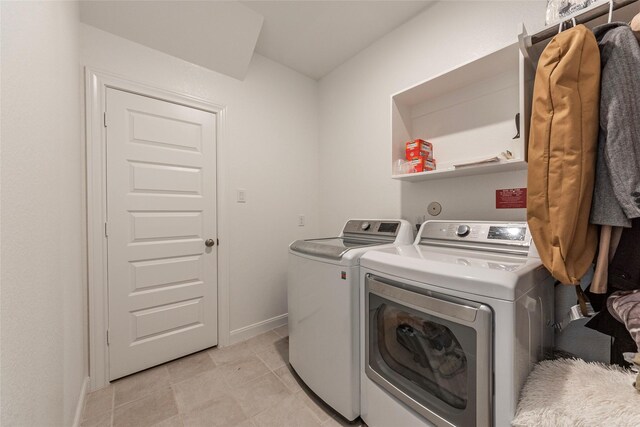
[
  {"left": 359, "top": 221, "right": 555, "bottom": 427},
  {"left": 288, "top": 219, "right": 414, "bottom": 421}
]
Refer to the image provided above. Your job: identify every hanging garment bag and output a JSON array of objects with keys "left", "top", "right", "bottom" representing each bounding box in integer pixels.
[{"left": 527, "top": 25, "right": 600, "bottom": 285}]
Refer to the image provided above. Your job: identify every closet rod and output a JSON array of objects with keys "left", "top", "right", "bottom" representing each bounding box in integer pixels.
[{"left": 528, "top": 0, "right": 638, "bottom": 45}]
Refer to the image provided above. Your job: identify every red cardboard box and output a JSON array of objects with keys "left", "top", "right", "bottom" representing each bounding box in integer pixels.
[
  {"left": 408, "top": 158, "right": 425, "bottom": 172},
  {"left": 424, "top": 159, "right": 436, "bottom": 171},
  {"left": 408, "top": 157, "right": 437, "bottom": 173},
  {"left": 406, "top": 139, "right": 433, "bottom": 160}
]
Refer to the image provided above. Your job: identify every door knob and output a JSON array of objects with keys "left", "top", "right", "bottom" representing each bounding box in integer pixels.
[{"left": 205, "top": 239, "right": 215, "bottom": 247}]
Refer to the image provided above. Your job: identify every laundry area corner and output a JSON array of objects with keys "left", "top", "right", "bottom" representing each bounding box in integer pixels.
[{"left": 2, "top": 1, "right": 640, "bottom": 427}]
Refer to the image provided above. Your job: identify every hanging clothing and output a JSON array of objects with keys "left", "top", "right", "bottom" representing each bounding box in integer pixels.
[
  {"left": 586, "top": 218, "right": 640, "bottom": 365},
  {"left": 589, "top": 23, "right": 640, "bottom": 294},
  {"left": 590, "top": 23, "right": 640, "bottom": 227},
  {"left": 608, "top": 289, "right": 640, "bottom": 353},
  {"left": 527, "top": 24, "right": 600, "bottom": 285},
  {"left": 590, "top": 225, "right": 623, "bottom": 294}
]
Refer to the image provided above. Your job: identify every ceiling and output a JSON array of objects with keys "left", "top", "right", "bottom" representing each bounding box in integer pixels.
[
  {"left": 80, "top": 1, "right": 264, "bottom": 80},
  {"left": 242, "top": 1, "right": 433, "bottom": 79},
  {"left": 80, "top": 0, "right": 434, "bottom": 81}
]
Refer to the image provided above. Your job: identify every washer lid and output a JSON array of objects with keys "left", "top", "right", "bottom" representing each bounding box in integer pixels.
[
  {"left": 289, "top": 237, "right": 380, "bottom": 260},
  {"left": 360, "top": 244, "right": 550, "bottom": 301},
  {"left": 289, "top": 219, "right": 414, "bottom": 261}
]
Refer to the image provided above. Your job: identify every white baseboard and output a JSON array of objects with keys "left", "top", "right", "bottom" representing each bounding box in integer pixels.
[
  {"left": 72, "top": 377, "right": 90, "bottom": 427},
  {"left": 228, "top": 313, "right": 287, "bottom": 346}
]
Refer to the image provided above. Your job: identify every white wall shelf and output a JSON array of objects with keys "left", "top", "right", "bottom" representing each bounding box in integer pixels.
[
  {"left": 392, "top": 158, "right": 527, "bottom": 182},
  {"left": 391, "top": 42, "right": 533, "bottom": 182}
]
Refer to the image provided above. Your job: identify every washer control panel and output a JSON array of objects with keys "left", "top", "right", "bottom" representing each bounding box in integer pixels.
[
  {"left": 420, "top": 221, "right": 531, "bottom": 247},
  {"left": 343, "top": 220, "right": 400, "bottom": 237}
]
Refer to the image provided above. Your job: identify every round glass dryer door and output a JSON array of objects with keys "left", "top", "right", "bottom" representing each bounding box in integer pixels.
[{"left": 365, "top": 274, "right": 493, "bottom": 427}]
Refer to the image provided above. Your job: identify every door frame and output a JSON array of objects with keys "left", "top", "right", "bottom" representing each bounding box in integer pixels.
[{"left": 85, "top": 68, "right": 230, "bottom": 391}]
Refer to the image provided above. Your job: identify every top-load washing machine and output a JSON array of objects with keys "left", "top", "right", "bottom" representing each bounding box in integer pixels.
[
  {"left": 359, "top": 221, "right": 555, "bottom": 427},
  {"left": 288, "top": 219, "right": 413, "bottom": 421}
]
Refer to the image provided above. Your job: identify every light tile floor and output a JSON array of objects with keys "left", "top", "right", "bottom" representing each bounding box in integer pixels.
[{"left": 81, "top": 325, "right": 367, "bottom": 427}]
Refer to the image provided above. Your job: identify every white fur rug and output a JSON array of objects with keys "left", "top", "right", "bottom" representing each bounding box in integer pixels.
[{"left": 512, "top": 358, "right": 640, "bottom": 427}]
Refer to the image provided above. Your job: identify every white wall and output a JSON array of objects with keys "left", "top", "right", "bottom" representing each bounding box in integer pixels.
[
  {"left": 79, "top": 24, "right": 320, "bottom": 338},
  {"left": 318, "top": 1, "right": 547, "bottom": 234},
  {"left": 1, "top": 1, "right": 87, "bottom": 425}
]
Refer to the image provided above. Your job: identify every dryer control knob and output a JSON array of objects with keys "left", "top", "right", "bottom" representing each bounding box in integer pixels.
[
  {"left": 456, "top": 225, "right": 471, "bottom": 237},
  {"left": 361, "top": 222, "right": 371, "bottom": 231}
]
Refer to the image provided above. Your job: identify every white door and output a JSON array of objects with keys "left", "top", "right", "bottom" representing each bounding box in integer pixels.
[{"left": 105, "top": 88, "right": 217, "bottom": 380}]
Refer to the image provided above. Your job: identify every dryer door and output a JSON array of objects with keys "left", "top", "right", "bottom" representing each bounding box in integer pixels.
[{"left": 364, "top": 274, "right": 493, "bottom": 427}]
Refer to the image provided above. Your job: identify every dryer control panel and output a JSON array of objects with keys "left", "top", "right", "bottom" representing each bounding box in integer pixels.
[{"left": 419, "top": 221, "right": 532, "bottom": 254}]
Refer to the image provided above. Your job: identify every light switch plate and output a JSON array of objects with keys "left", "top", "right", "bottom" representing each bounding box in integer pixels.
[{"left": 237, "top": 189, "right": 246, "bottom": 203}]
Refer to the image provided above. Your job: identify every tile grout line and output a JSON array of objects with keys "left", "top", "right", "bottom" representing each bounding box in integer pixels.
[
  {"left": 233, "top": 348, "right": 296, "bottom": 425},
  {"left": 232, "top": 371, "right": 276, "bottom": 423},
  {"left": 168, "top": 384, "right": 181, "bottom": 425},
  {"left": 253, "top": 352, "right": 271, "bottom": 370},
  {"left": 110, "top": 387, "right": 115, "bottom": 427},
  {"left": 112, "top": 366, "right": 172, "bottom": 409},
  {"left": 254, "top": 333, "right": 292, "bottom": 391},
  {"left": 205, "top": 347, "right": 219, "bottom": 367},
  {"left": 265, "top": 359, "right": 332, "bottom": 426},
  {"left": 273, "top": 327, "right": 288, "bottom": 339},
  {"left": 80, "top": 387, "right": 116, "bottom": 425},
  {"left": 254, "top": 350, "right": 288, "bottom": 374},
  {"left": 113, "top": 385, "right": 171, "bottom": 410},
  {"left": 270, "top": 363, "right": 296, "bottom": 392},
  {"left": 169, "top": 383, "right": 182, "bottom": 417}
]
